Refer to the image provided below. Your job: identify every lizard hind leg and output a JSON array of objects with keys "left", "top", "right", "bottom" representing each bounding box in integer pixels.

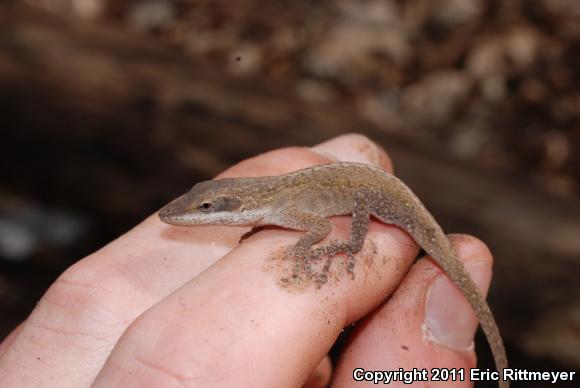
[
  {"left": 315, "top": 188, "right": 372, "bottom": 283},
  {"left": 344, "top": 188, "right": 371, "bottom": 277},
  {"left": 348, "top": 188, "right": 371, "bottom": 253}
]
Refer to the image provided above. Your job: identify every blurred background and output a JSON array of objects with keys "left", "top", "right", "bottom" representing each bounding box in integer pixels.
[{"left": 1, "top": 0, "right": 579, "bottom": 386}]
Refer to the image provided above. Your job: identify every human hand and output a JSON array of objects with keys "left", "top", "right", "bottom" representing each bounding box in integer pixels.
[{"left": 0, "top": 134, "right": 493, "bottom": 387}]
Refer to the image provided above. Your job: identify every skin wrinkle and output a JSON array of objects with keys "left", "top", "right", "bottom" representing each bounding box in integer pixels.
[
  {"left": 47, "top": 276, "right": 101, "bottom": 311},
  {"left": 21, "top": 321, "right": 118, "bottom": 365},
  {"left": 44, "top": 276, "right": 135, "bottom": 331},
  {"left": 25, "top": 319, "right": 101, "bottom": 342},
  {"left": 132, "top": 354, "right": 191, "bottom": 387},
  {"left": 52, "top": 276, "right": 100, "bottom": 290}
]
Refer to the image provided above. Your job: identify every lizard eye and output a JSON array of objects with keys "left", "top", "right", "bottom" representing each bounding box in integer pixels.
[{"left": 200, "top": 202, "right": 213, "bottom": 210}]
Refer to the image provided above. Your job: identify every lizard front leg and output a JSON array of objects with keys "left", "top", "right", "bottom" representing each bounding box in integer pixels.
[{"left": 279, "top": 210, "right": 332, "bottom": 279}]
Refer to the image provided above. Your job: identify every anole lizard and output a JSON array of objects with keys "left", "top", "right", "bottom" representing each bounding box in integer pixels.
[{"left": 159, "top": 161, "right": 508, "bottom": 388}]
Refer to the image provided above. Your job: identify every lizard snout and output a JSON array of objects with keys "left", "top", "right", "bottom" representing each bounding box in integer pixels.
[{"left": 159, "top": 197, "right": 188, "bottom": 225}]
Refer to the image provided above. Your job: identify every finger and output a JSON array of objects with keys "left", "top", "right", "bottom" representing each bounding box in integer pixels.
[
  {"left": 311, "top": 133, "right": 393, "bottom": 172},
  {"left": 93, "top": 214, "right": 420, "bottom": 387},
  {"left": 332, "top": 235, "right": 493, "bottom": 387},
  {"left": 0, "top": 134, "right": 392, "bottom": 386}
]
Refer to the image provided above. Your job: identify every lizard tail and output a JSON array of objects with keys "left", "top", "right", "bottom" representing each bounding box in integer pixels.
[
  {"left": 424, "top": 233, "right": 510, "bottom": 388},
  {"left": 373, "top": 170, "right": 508, "bottom": 387}
]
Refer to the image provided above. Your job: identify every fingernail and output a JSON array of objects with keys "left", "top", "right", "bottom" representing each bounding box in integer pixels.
[
  {"left": 424, "top": 260, "right": 491, "bottom": 350},
  {"left": 311, "top": 133, "right": 392, "bottom": 170}
]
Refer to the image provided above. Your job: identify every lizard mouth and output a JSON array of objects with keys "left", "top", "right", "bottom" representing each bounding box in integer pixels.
[{"left": 158, "top": 200, "right": 189, "bottom": 225}]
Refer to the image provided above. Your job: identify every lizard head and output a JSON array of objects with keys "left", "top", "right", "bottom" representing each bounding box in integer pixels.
[{"left": 159, "top": 179, "right": 263, "bottom": 226}]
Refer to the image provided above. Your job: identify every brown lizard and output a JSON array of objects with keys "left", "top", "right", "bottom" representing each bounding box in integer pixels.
[{"left": 159, "top": 161, "right": 509, "bottom": 388}]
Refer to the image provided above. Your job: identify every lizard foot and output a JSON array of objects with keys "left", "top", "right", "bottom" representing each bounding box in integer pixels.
[
  {"left": 283, "top": 241, "right": 358, "bottom": 286},
  {"left": 312, "top": 240, "right": 358, "bottom": 282},
  {"left": 287, "top": 246, "right": 320, "bottom": 281}
]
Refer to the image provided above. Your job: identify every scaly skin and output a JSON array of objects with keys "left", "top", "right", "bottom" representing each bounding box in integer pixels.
[{"left": 159, "top": 161, "right": 509, "bottom": 388}]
